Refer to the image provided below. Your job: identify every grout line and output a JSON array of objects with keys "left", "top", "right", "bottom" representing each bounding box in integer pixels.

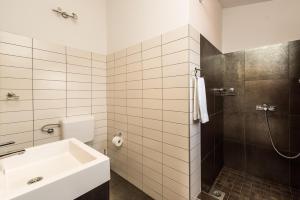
[
  {"left": 188, "top": 26, "right": 192, "bottom": 200},
  {"left": 160, "top": 34, "right": 164, "bottom": 199},
  {"left": 141, "top": 41, "right": 144, "bottom": 191},
  {"left": 65, "top": 46, "right": 68, "bottom": 118},
  {"left": 31, "top": 38, "right": 35, "bottom": 146},
  {"left": 91, "top": 52, "right": 93, "bottom": 116}
]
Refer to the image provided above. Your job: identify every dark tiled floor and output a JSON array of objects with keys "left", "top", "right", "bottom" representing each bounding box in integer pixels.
[
  {"left": 209, "top": 167, "right": 300, "bottom": 200},
  {"left": 110, "top": 171, "right": 153, "bottom": 200}
]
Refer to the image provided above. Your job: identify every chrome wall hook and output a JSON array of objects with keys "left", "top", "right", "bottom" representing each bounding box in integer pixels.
[
  {"left": 6, "top": 92, "right": 19, "bottom": 100},
  {"left": 52, "top": 7, "right": 78, "bottom": 20}
]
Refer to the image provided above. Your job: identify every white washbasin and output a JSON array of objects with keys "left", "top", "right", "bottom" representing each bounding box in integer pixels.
[{"left": 0, "top": 138, "right": 110, "bottom": 200}]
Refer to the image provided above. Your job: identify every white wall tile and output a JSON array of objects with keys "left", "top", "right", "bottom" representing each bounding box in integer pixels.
[
  {"left": 33, "top": 59, "right": 66, "bottom": 72},
  {"left": 33, "top": 80, "right": 66, "bottom": 90},
  {"left": 67, "top": 73, "right": 91, "bottom": 83},
  {"left": 0, "top": 43, "right": 32, "bottom": 57},
  {"left": 0, "top": 100, "right": 32, "bottom": 112},
  {"left": 162, "top": 38, "right": 189, "bottom": 55},
  {"left": 0, "top": 110, "right": 33, "bottom": 123},
  {"left": 162, "top": 50, "right": 189, "bottom": 66},
  {"left": 0, "top": 66, "right": 32, "bottom": 79},
  {"left": 0, "top": 121, "right": 33, "bottom": 136},
  {"left": 33, "top": 49, "right": 65, "bottom": 63},
  {"left": 0, "top": 31, "right": 32, "bottom": 47},
  {"left": 162, "top": 25, "right": 189, "bottom": 44},
  {"left": 0, "top": 54, "right": 32, "bottom": 68},
  {"left": 34, "top": 99, "right": 66, "bottom": 110},
  {"left": 33, "top": 39, "right": 65, "bottom": 53},
  {"left": 67, "top": 82, "right": 91, "bottom": 91},
  {"left": 67, "top": 64, "right": 91, "bottom": 75},
  {"left": 142, "top": 36, "right": 162, "bottom": 51},
  {"left": 67, "top": 47, "right": 91, "bottom": 59},
  {"left": 0, "top": 78, "right": 32, "bottom": 89},
  {"left": 143, "top": 46, "right": 161, "bottom": 60},
  {"left": 127, "top": 43, "right": 141, "bottom": 55},
  {"left": 67, "top": 56, "right": 91, "bottom": 67},
  {"left": 34, "top": 108, "right": 66, "bottom": 120},
  {"left": 34, "top": 69, "right": 66, "bottom": 81},
  {"left": 34, "top": 90, "right": 66, "bottom": 100}
]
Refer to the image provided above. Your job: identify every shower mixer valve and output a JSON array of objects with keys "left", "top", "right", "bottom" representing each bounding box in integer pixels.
[{"left": 256, "top": 104, "right": 276, "bottom": 112}]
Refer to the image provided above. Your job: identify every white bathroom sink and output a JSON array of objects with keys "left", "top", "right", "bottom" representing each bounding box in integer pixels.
[{"left": 0, "top": 138, "right": 110, "bottom": 200}]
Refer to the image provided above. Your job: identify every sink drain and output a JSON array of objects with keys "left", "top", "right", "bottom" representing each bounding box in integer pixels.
[{"left": 27, "top": 176, "right": 43, "bottom": 185}]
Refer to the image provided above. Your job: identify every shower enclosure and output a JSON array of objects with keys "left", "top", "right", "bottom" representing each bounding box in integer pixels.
[{"left": 200, "top": 37, "right": 300, "bottom": 199}]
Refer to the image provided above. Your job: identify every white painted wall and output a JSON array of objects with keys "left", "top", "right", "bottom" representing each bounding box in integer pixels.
[
  {"left": 222, "top": 0, "right": 300, "bottom": 53},
  {"left": 0, "top": 0, "right": 107, "bottom": 54},
  {"left": 189, "top": 0, "right": 223, "bottom": 50},
  {"left": 107, "top": 0, "right": 189, "bottom": 53}
]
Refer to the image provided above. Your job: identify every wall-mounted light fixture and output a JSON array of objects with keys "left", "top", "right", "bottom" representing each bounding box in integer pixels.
[{"left": 52, "top": 7, "right": 78, "bottom": 20}]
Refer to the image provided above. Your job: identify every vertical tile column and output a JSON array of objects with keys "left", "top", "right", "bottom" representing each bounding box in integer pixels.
[
  {"left": 161, "top": 26, "right": 190, "bottom": 200},
  {"left": 0, "top": 32, "right": 33, "bottom": 152},
  {"left": 142, "top": 36, "right": 163, "bottom": 200},
  {"left": 187, "top": 26, "right": 201, "bottom": 200},
  {"left": 33, "top": 39, "right": 66, "bottom": 145},
  {"left": 126, "top": 44, "right": 143, "bottom": 189},
  {"left": 91, "top": 53, "right": 107, "bottom": 153},
  {"left": 66, "top": 48, "right": 92, "bottom": 117},
  {"left": 106, "top": 53, "right": 115, "bottom": 157},
  {"left": 108, "top": 50, "right": 129, "bottom": 179}
]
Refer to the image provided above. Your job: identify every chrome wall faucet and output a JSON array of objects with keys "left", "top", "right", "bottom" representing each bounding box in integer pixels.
[{"left": 256, "top": 104, "right": 276, "bottom": 112}]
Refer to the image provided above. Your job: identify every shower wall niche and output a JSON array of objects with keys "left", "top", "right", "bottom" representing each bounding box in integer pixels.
[{"left": 223, "top": 40, "right": 300, "bottom": 189}]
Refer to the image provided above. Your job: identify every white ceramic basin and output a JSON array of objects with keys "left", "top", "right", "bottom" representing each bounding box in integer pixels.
[{"left": 0, "top": 138, "right": 110, "bottom": 200}]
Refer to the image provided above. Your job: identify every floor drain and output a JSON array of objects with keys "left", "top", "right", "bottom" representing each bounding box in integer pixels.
[
  {"left": 210, "top": 190, "right": 225, "bottom": 200},
  {"left": 27, "top": 176, "right": 43, "bottom": 185}
]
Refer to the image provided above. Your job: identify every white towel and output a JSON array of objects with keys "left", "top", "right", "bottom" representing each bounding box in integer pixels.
[
  {"left": 193, "top": 76, "right": 200, "bottom": 121},
  {"left": 193, "top": 77, "right": 209, "bottom": 123}
]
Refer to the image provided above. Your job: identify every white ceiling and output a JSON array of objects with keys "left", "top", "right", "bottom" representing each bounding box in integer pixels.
[{"left": 219, "top": 0, "right": 272, "bottom": 8}]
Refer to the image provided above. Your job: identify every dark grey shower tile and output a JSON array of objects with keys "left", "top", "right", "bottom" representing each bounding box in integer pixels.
[
  {"left": 289, "top": 40, "right": 300, "bottom": 79},
  {"left": 224, "top": 140, "right": 246, "bottom": 171},
  {"left": 245, "top": 43, "right": 288, "bottom": 81},
  {"left": 290, "top": 79, "right": 300, "bottom": 115},
  {"left": 201, "top": 35, "right": 224, "bottom": 115},
  {"left": 215, "top": 144, "right": 224, "bottom": 177},
  {"left": 201, "top": 34, "right": 224, "bottom": 194},
  {"left": 201, "top": 35, "right": 222, "bottom": 58},
  {"left": 205, "top": 80, "right": 216, "bottom": 115},
  {"left": 292, "top": 188, "right": 300, "bottom": 199},
  {"left": 224, "top": 81, "right": 244, "bottom": 113},
  {"left": 110, "top": 171, "right": 153, "bottom": 200},
  {"left": 201, "top": 118, "right": 215, "bottom": 158},
  {"left": 245, "top": 113, "right": 289, "bottom": 151},
  {"left": 224, "top": 112, "right": 244, "bottom": 142},
  {"left": 202, "top": 152, "right": 216, "bottom": 193},
  {"left": 244, "top": 79, "right": 289, "bottom": 114},
  {"left": 291, "top": 158, "right": 300, "bottom": 190},
  {"left": 246, "top": 144, "right": 290, "bottom": 186},
  {"left": 210, "top": 167, "right": 294, "bottom": 200},
  {"left": 203, "top": 59, "right": 224, "bottom": 115},
  {"left": 215, "top": 94, "right": 224, "bottom": 113},
  {"left": 290, "top": 115, "right": 300, "bottom": 153},
  {"left": 224, "top": 51, "right": 245, "bottom": 82},
  {"left": 215, "top": 112, "right": 224, "bottom": 146}
]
